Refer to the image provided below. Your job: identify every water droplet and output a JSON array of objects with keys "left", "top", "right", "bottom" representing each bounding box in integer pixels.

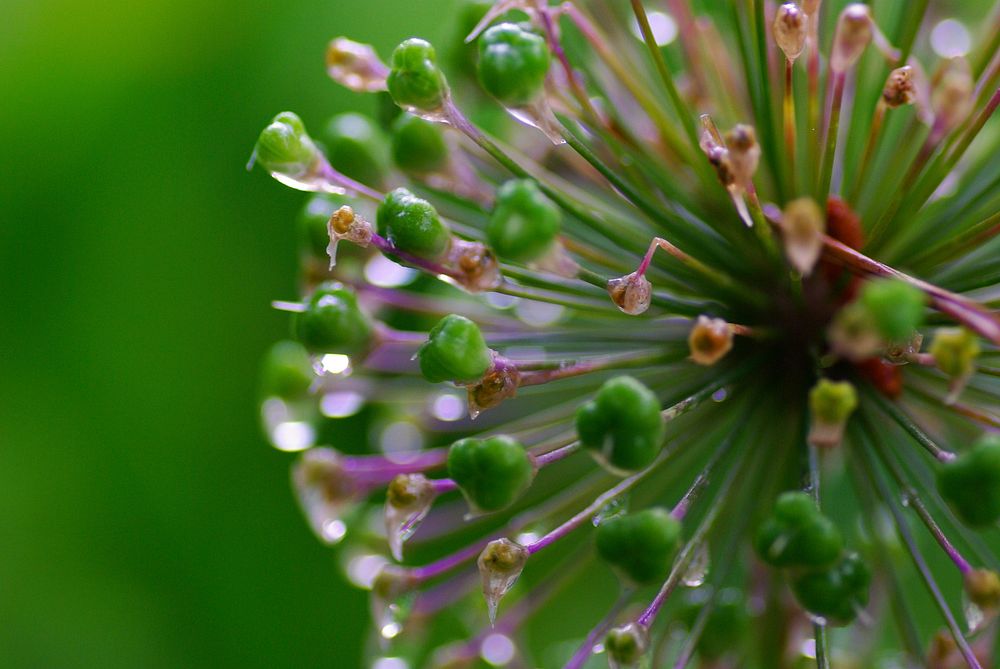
[
  {"left": 478, "top": 539, "right": 529, "bottom": 625},
  {"left": 682, "top": 543, "right": 711, "bottom": 587},
  {"left": 592, "top": 496, "right": 629, "bottom": 527},
  {"left": 269, "top": 170, "right": 348, "bottom": 195},
  {"left": 384, "top": 474, "right": 437, "bottom": 561},
  {"left": 630, "top": 10, "right": 678, "bottom": 46},
  {"left": 930, "top": 19, "right": 971, "bottom": 58},
  {"left": 344, "top": 552, "right": 390, "bottom": 589},
  {"left": 319, "top": 353, "right": 352, "bottom": 375},
  {"left": 372, "top": 657, "right": 409, "bottom": 669},
  {"left": 480, "top": 633, "right": 516, "bottom": 666},
  {"left": 502, "top": 96, "right": 566, "bottom": 145},
  {"left": 430, "top": 392, "right": 465, "bottom": 422},
  {"left": 261, "top": 398, "right": 317, "bottom": 451},
  {"left": 962, "top": 588, "right": 988, "bottom": 634},
  {"left": 320, "top": 391, "right": 365, "bottom": 418}
]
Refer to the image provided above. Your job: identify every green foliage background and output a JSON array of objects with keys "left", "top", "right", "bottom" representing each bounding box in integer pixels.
[{"left": 0, "top": 0, "right": 445, "bottom": 666}]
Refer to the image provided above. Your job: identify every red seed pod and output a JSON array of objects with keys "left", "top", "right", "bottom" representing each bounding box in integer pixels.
[
  {"left": 821, "top": 197, "right": 864, "bottom": 302},
  {"left": 856, "top": 358, "right": 903, "bottom": 398}
]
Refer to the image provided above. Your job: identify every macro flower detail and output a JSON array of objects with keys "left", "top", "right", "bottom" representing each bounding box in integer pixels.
[{"left": 252, "top": 1, "right": 1000, "bottom": 667}]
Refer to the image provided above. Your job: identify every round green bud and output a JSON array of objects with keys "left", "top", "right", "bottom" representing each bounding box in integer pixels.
[
  {"left": 809, "top": 379, "right": 858, "bottom": 425},
  {"left": 293, "top": 282, "right": 373, "bottom": 355},
  {"left": 477, "top": 23, "right": 551, "bottom": 106},
  {"left": 253, "top": 111, "right": 318, "bottom": 176},
  {"left": 320, "top": 112, "right": 388, "bottom": 187},
  {"left": 790, "top": 552, "right": 871, "bottom": 626},
  {"left": 678, "top": 588, "right": 749, "bottom": 659},
  {"left": 418, "top": 314, "right": 492, "bottom": 383},
  {"left": 595, "top": 507, "right": 682, "bottom": 585},
  {"left": 937, "top": 435, "right": 1000, "bottom": 527},
  {"left": 754, "top": 491, "right": 844, "bottom": 568},
  {"left": 390, "top": 113, "right": 449, "bottom": 174},
  {"left": 859, "top": 278, "right": 927, "bottom": 341},
  {"left": 604, "top": 623, "right": 648, "bottom": 667},
  {"left": 487, "top": 179, "right": 561, "bottom": 263},
  {"left": 447, "top": 435, "right": 534, "bottom": 512},
  {"left": 377, "top": 187, "right": 452, "bottom": 259},
  {"left": 929, "top": 327, "right": 981, "bottom": 379},
  {"left": 259, "top": 340, "right": 314, "bottom": 400},
  {"left": 386, "top": 38, "right": 449, "bottom": 111},
  {"left": 576, "top": 376, "right": 666, "bottom": 474}
]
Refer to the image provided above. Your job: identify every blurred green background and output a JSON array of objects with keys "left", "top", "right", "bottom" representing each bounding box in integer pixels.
[{"left": 0, "top": 0, "right": 447, "bottom": 666}]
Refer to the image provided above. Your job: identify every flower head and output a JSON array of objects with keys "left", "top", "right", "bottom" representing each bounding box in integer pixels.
[{"left": 252, "top": 1, "right": 1000, "bottom": 667}]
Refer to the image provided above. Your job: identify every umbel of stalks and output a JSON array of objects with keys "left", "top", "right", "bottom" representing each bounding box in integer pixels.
[{"left": 250, "top": 1, "right": 1000, "bottom": 667}]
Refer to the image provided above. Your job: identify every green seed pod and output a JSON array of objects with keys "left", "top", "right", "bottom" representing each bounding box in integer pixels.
[
  {"left": 252, "top": 111, "right": 319, "bottom": 177},
  {"left": 929, "top": 327, "right": 981, "bottom": 379},
  {"left": 808, "top": 378, "right": 858, "bottom": 448},
  {"left": 487, "top": 179, "right": 561, "bottom": 263},
  {"left": 386, "top": 38, "right": 449, "bottom": 112},
  {"left": 937, "top": 435, "right": 1000, "bottom": 527},
  {"left": 576, "top": 376, "right": 666, "bottom": 474},
  {"left": 293, "top": 282, "right": 373, "bottom": 355},
  {"left": 595, "top": 507, "right": 682, "bottom": 585},
  {"left": 754, "top": 491, "right": 844, "bottom": 568},
  {"left": 477, "top": 23, "right": 551, "bottom": 106},
  {"left": 259, "top": 340, "right": 314, "bottom": 400},
  {"left": 859, "top": 278, "right": 927, "bottom": 341},
  {"left": 376, "top": 187, "right": 452, "bottom": 259},
  {"left": 418, "top": 314, "right": 493, "bottom": 384},
  {"left": 447, "top": 435, "right": 535, "bottom": 512},
  {"left": 790, "top": 552, "right": 871, "bottom": 626},
  {"left": 678, "top": 588, "right": 749, "bottom": 659},
  {"left": 320, "top": 112, "right": 388, "bottom": 187},
  {"left": 390, "top": 114, "right": 449, "bottom": 174}
]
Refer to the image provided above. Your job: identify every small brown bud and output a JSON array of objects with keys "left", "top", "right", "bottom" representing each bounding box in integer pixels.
[
  {"left": 607, "top": 271, "right": 652, "bottom": 315},
  {"left": 964, "top": 568, "right": 1000, "bottom": 611},
  {"left": 774, "top": 4, "right": 808, "bottom": 62},
  {"left": 932, "top": 58, "right": 974, "bottom": 134},
  {"left": 446, "top": 240, "right": 502, "bottom": 293},
  {"left": 326, "top": 37, "right": 389, "bottom": 92},
  {"left": 780, "top": 197, "right": 825, "bottom": 275},
  {"left": 724, "top": 124, "right": 760, "bottom": 188},
  {"left": 688, "top": 315, "right": 734, "bottom": 366},
  {"left": 326, "top": 206, "right": 373, "bottom": 268},
  {"left": 883, "top": 66, "right": 916, "bottom": 107},
  {"left": 467, "top": 359, "right": 520, "bottom": 419}
]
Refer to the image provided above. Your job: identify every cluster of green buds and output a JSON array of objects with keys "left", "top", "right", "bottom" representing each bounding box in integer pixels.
[
  {"left": 756, "top": 492, "right": 870, "bottom": 625},
  {"left": 250, "top": 1, "right": 1000, "bottom": 667}
]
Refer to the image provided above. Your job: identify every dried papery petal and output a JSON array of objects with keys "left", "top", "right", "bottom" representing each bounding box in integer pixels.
[
  {"left": 384, "top": 473, "right": 437, "bottom": 561},
  {"left": 292, "top": 448, "right": 361, "bottom": 545},
  {"left": 466, "top": 355, "right": 521, "bottom": 419},
  {"left": 830, "top": 4, "right": 873, "bottom": 73},
  {"left": 724, "top": 124, "right": 760, "bottom": 190},
  {"left": 780, "top": 197, "right": 825, "bottom": 275},
  {"left": 883, "top": 66, "right": 917, "bottom": 108},
  {"left": 607, "top": 271, "right": 652, "bottom": 315},
  {"left": 326, "top": 205, "right": 373, "bottom": 268},
  {"left": 688, "top": 315, "right": 734, "bottom": 366},
  {"left": 326, "top": 37, "right": 389, "bottom": 92},
  {"left": 446, "top": 239, "right": 503, "bottom": 293},
  {"left": 774, "top": 4, "right": 807, "bottom": 62},
  {"left": 963, "top": 569, "right": 1000, "bottom": 633},
  {"left": 932, "top": 57, "right": 974, "bottom": 135},
  {"left": 477, "top": 538, "right": 529, "bottom": 625}
]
